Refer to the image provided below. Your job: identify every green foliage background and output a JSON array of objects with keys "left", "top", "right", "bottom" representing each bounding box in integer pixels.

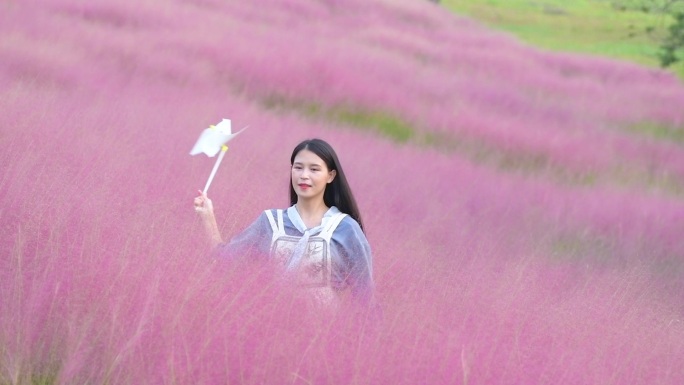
[{"left": 442, "top": 0, "right": 684, "bottom": 77}]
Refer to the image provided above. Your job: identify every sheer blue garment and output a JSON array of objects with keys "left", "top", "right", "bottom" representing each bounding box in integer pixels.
[{"left": 216, "top": 205, "right": 374, "bottom": 303}]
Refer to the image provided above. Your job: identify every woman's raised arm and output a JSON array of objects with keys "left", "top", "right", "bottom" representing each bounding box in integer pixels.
[{"left": 193, "top": 190, "right": 223, "bottom": 248}]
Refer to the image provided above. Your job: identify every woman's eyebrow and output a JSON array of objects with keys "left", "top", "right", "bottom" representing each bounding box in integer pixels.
[{"left": 293, "top": 161, "right": 322, "bottom": 167}]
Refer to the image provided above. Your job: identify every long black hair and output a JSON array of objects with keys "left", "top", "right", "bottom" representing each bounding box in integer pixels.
[{"left": 289, "top": 138, "right": 364, "bottom": 232}]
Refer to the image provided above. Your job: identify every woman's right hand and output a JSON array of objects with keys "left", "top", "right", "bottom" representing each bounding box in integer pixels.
[
  {"left": 194, "top": 190, "right": 223, "bottom": 247},
  {"left": 194, "top": 190, "right": 214, "bottom": 218}
]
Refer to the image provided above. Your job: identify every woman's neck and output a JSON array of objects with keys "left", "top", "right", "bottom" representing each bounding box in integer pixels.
[{"left": 295, "top": 199, "right": 329, "bottom": 229}]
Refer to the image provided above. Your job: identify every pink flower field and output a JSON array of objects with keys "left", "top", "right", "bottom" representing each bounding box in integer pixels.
[{"left": 2, "top": 0, "right": 684, "bottom": 383}]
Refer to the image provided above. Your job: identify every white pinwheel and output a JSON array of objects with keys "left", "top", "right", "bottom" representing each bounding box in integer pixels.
[{"left": 190, "top": 119, "right": 247, "bottom": 194}]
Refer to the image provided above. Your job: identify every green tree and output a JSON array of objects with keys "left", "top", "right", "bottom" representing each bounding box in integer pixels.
[
  {"left": 613, "top": 0, "right": 684, "bottom": 67},
  {"left": 659, "top": 11, "right": 684, "bottom": 67}
]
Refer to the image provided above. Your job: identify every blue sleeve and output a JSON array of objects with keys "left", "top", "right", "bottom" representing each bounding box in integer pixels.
[
  {"left": 330, "top": 217, "right": 375, "bottom": 304},
  {"left": 215, "top": 211, "right": 272, "bottom": 260}
]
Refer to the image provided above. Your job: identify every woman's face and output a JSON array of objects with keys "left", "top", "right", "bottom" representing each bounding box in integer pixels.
[{"left": 291, "top": 149, "right": 336, "bottom": 203}]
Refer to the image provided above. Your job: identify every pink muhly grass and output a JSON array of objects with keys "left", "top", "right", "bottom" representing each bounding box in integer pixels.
[{"left": 2, "top": 0, "right": 684, "bottom": 384}]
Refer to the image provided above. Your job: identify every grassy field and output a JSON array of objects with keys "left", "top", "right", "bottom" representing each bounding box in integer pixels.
[
  {"left": 442, "top": 0, "right": 684, "bottom": 77},
  {"left": 2, "top": 0, "right": 684, "bottom": 383}
]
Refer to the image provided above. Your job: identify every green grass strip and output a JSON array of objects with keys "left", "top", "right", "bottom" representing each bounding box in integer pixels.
[
  {"left": 628, "top": 121, "right": 684, "bottom": 143},
  {"left": 262, "top": 95, "right": 415, "bottom": 142}
]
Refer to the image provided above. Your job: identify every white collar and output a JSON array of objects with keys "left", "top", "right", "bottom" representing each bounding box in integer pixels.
[{"left": 287, "top": 205, "right": 340, "bottom": 234}]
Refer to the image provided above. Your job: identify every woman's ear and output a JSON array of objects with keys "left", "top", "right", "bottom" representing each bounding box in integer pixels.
[{"left": 327, "top": 169, "right": 337, "bottom": 183}]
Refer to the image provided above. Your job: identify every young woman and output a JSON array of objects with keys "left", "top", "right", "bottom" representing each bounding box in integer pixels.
[{"left": 194, "top": 138, "right": 374, "bottom": 305}]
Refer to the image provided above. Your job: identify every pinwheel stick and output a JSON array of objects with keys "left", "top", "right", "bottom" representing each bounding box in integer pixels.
[{"left": 203, "top": 145, "right": 228, "bottom": 194}]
